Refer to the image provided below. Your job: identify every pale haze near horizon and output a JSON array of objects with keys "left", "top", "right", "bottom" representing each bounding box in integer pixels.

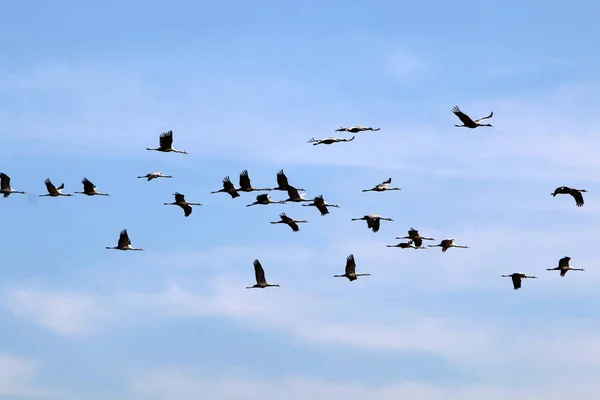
[{"left": 1, "top": 1, "right": 600, "bottom": 399}]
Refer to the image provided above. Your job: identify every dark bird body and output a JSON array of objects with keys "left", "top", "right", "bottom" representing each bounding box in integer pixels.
[
  {"left": 282, "top": 186, "right": 311, "bottom": 203},
  {"left": 501, "top": 273, "right": 536, "bottom": 290},
  {"left": 396, "top": 228, "right": 435, "bottom": 248},
  {"left": 246, "top": 193, "right": 285, "bottom": 207},
  {"left": 335, "top": 126, "right": 380, "bottom": 133},
  {"left": 40, "top": 178, "right": 73, "bottom": 197},
  {"left": 552, "top": 186, "right": 587, "bottom": 207},
  {"left": 75, "top": 178, "right": 110, "bottom": 196},
  {"left": 547, "top": 256, "right": 585, "bottom": 276},
  {"left": 137, "top": 172, "right": 173, "bottom": 181},
  {"left": 146, "top": 130, "right": 188, "bottom": 154},
  {"left": 270, "top": 212, "right": 308, "bottom": 232},
  {"left": 105, "top": 229, "right": 144, "bottom": 251},
  {"left": 386, "top": 240, "right": 426, "bottom": 249},
  {"left": 302, "top": 195, "right": 339, "bottom": 216},
  {"left": 273, "top": 170, "right": 305, "bottom": 192},
  {"left": 428, "top": 238, "right": 469, "bottom": 252},
  {"left": 362, "top": 178, "right": 401, "bottom": 193},
  {"left": 238, "top": 170, "right": 271, "bottom": 192},
  {"left": 452, "top": 106, "right": 493, "bottom": 128},
  {"left": 246, "top": 260, "right": 280, "bottom": 288},
  {"left": 308, "top": 136, "right": 355, "bottom": 145},
  {"left": 334, "top": 254, "right": 371, "bottom": 281},
  {"left": 0, "top": 173, "right": 26, "bottom": 197},
  {"left": 351, "top": 214, "right": 393, "bottom": 233},
  {"left": 211, "top": 176, "right": 240, "bottom": 198},
  {"left": 163, "top": 192, "right": 202, "bottom": 216}
]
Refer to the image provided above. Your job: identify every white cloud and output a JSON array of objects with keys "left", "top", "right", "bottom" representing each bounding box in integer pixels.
[
  {"left": 127, "top": 370, "right": 600, "bottom": 400},
  {"left": 0, "top": 354, "right": 63, "bottom": 399},
  {"left": 0, "top": 288, "right": 116, "bottom": 336},
  {"left": 4, "top": 227, "right": 600, "bottom": 379},
  {"left": 3, "top": 61, "right": 600, "bottom": 183}
]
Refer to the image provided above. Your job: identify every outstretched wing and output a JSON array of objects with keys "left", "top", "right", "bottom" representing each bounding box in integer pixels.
[
  {"left": 313, "top": 195, "right": 325, "bottom": 205},
  {"left": 452, "top": 106, "right": 476, "bottom": 125},
  {"left": 345, "top": 254, "right": 356, "bottom": 275},
  {"left": 0, "top": 173, "right": 10, "bottom": 190},
  {"left": 277, "top": 170, "right": 290, "bottom": 189},
  {"left": 118, "top": 229, "right": 131, "bottom": 247},
  {"left": 316, "top": 204, "right": 329, "bottom": 216},
  {"left": 408, "top": 228, "right": 419, "bottom": 238},
  {"left": 239, "top": 170, "right": 252, "bottom": 190},
  {"left": 253, "top": 259, "right": 266, "bottom": 284},
  {"left": 570, "top": 190, "right": 585, "bottom": 207},
  {"left": 159, "top": 130, "right": 174, "bottom": 150},
  {"left": 222, "top": 176, "right": 235, "bottom": 191},
  {"left": 558, "top": 256, "right": 571, "bottom": 268},
  {"left": 279, "top": 212, "right": 292, "bottom": 222},
  {"left": 174, "top": 192, "right": 185, "bottom": 203},
  {"left": 82, "top": 177, "right": 95, "bottom": 193},
  {"left": 371, "top": 218, "right": 381, "bottom": 232},
  {"left": 413, "top": 237, "right": 423, "bottom": 247},
  {"left": 381, "top": 178, "right": 392, "bottom": 185},
  {"left": 256, "top": 193, "right": 269, "bottom": 202},
  {"left": 475, "top": 111, "right": 494, "bottom": 123},
  {"left": 441, "top": 239, "right": 452, "bottom": 252},
  {"left": 44, "top": 178, "right": 57, "bottom": 194},
  {"left": 286, "top": 186, "right": 301, "bottom": 200},
  {"left": 182, "top": 203, "right": 192, "bottom": 217},
  {"left": 511, "top": 275, "right": 522, "bottom": 290}
]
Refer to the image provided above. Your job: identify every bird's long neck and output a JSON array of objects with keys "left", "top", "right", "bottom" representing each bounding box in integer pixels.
[
  {"left": 455, "top": 124, "right": 465, "bottom": 127},
  {"left": 297, "top": 220, "right": 308, "bottom": 223},
  {"left": 146, "top": 148, "right": 156, "bottom": 151}
]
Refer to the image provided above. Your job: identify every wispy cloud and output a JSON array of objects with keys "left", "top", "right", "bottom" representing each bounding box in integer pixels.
[
  {"left": 0, "top": 354, "right": 64, "bottom": 399},
  {"left": 127, "top": 369, "right": 600, "bottom": 400},
  {"left": 3, "top": 61, "right": 599, "bottom": 183},
  {"left": 3, "top": 225, "right": 600, "bottom": 380},
  {"left": 0, "top": 288, "right": 116, "bottom": 336}
]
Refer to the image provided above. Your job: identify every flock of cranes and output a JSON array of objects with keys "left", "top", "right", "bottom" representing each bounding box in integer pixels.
[{"left": 1, "top": 106, "right": 590, "bottom": 290}]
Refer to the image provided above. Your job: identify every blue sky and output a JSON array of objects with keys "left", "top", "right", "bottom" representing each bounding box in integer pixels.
[{"left": 1, "top": 0, "right": 600, "bottom": 398}]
